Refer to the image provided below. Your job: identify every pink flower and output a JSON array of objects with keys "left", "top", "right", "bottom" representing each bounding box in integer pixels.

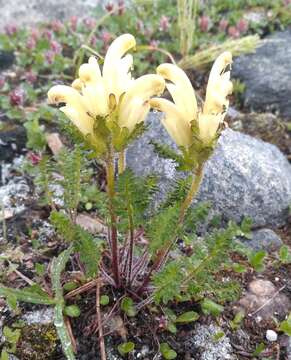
[
  {"left": 83, "top": 17, "right": 96, "bottom": 30},
  {"left": 51, "top": 20, "right": 64, "bottom": 33},
  {"left": 26, "top": 37, "right": 36, "bottom": 50},
  {"left": 199, "top": 15, "right": 210, "bottom": 32},
  {"left": 90, "top": 35, "right": 97, "bottom": 46},
  {"left": 30, "top": 28, "right": 40, "bottom": 40},
  {"left": 228, "top": 26, "right": 240, "bottom": 38},
  {"left": 10, "top": 88, "right": 25, "bottom": 106},
  {"left": 25, "top": 71, "right": 37, "bottom": 84},
  {"left": 159, "top": 15, "right": 170, "bottom": 32},
  {"left": 118, "top": 0, "right": 125, "bottom": 15},
  {"left": 69, "top": 16, "right": 78, "bottom": 31},
  {"left": 4, "top": 24, "right": 18, "bottom": 36},
  {"left": 219, "top": 19, "right": 228, "bottom": 32},
  {"left": 136, "top": 20, "right": 144, "bottom": 33},
  {"left": 150, "top": 40, "right": 159, "bottom": 49},
  {"left": 50, "top": 40, "right": 62, "bottom": 54},
  {"left": 236, "top": 19, "right": 248, "bottom": 34},
  {"left": 0, "top": 77, "right": 5, "bottom": 90},
  {"left": 45, "top": 50, "right": 55, "bottom": 64},
  {"left": 43, "top": 29, "right": 53, "bottom": 40},
  {"left": 284, "top": 0, "right": 291, "bottom": 5},
  {"left": 105, "top": 2, "right": 114, "bottom": 12},
  {"left": 101, "top": 31, "right": 112, "bottom": 45},
  {"left": 28, "top": 152, "right": 42, "bottom": 165}
]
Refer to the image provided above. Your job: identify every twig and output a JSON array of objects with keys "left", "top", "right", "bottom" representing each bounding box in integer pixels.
[
  {"left": 64, "top": 279, "right": 99, "bottom": 299},
  {"left": 64, "top": 317, "right": 77, "bottom": 353},
  {"left": 248, "top": 285, "right": 286, "bottom": 317},
  {"left": 96, "top": 282, "right": 106, "bottom": 360},
  {"left": 13, "top": 269, "right": 35, "bottom": 286}
]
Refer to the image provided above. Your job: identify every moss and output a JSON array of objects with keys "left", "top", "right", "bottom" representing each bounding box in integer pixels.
[{"left": 15, "top": 324, "right": 58, "bottom": 360}]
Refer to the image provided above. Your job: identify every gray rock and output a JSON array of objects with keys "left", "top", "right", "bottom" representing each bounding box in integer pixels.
[
  {"left": 237, "top": 279, "right": 291, "bottom": 320},
  {"left": 232, "top": 30, "right": 291, "bottom": 119},
  {"left": 288, "top": 337, "right": 291, "bottom": 360},
  {"left": 185, "top": 323, "right": 237, "bottom": 360},
  {"left": 242, "top": 229, "right": 283, "bottom": 251},
  {"left": 0, "top": 0, "right": 114, "bottom": 30},
  {"left": 127, "top": 113, "right": 291, "bottom": 228},
  {"left": 22, "top": 308, "right": 54, "bottom": 325}
]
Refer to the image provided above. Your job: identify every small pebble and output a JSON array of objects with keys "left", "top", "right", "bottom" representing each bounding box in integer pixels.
[{"left": 266, "top": 329, "right": 277, "bottom": 342}]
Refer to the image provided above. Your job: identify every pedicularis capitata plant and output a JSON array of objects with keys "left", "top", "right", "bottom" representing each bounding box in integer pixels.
[{"left": 1, "top": 34, "right": 242, "bottom": 359}]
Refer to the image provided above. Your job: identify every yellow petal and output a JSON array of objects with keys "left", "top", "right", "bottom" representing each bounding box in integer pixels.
[
  {"left": 71, "top": 79, "right": 83, "bottom": 91},
  {"left": 157, "top": 63, "right": 197, "bottom": 121},
  {"left": 102, "top": 34, "right": 136, "bottom": 98},
  {"left": 82, "top": 84, "right": 109, "bottom": 117},
  {"left": 118, "top": 97, "right": 150, "bottom": 132},
  {"left": 60, "top": 105, "right": 94, "bottom": 136},
  {"left": 150, "top": 98, "right": 192, "bottom": 147},
  {"left": 204, "top": 52, "right": 233, "bottom": 115},
  {"left": 198, "top": 113, "right": 224, "bottom": 143},
  {"left": 48, "top": 85, "right": 86, "bottom": 115},
  {"left": 79, "top": 60, "right": 102, "bottom": 86},
  {"left": 118, "top": 74, "right": 165, "bottom": 130}
]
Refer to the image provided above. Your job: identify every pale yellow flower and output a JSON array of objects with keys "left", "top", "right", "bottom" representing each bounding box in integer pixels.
[
  {"left": 150, "top": 52, "right": 233, "bottom": 146},
  {"left": 48, "top": 34, "right": 164, "bottom": 137}
]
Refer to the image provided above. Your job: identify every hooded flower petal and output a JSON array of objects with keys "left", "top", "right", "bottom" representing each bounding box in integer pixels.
[
  {"left": 150, "top": 98, "right": 192, "bottom": 147},
  {"left": 157, "top": 63, "right": 197, "bottom": 121},
  {"left": 60, "top": 105, "right": 94, "bottom": 135},
  {"left": 78, "top": 57, "right": 102, "bottom": 86},
  {"left": 203, "top": 51, "right": 233, "bottom": 115},
  {"left": 198, "top": 113, "right": 224, "bottom": 143},
  {"left": 102, "top": 34, "right": 136, "bottom": 99},
  {"left": 48, "top": 85, "right": 94, "bottom": 135},
  {"left": 119, "top": 74, "right": 165, "bottom": 131}
]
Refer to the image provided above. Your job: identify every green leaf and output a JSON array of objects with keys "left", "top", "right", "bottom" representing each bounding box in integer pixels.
[
  {"left": 64, "top": 305, "right": 81, "bottom": 318},
  {"left": 167, "top": 322, "right": 177, "bottom": 334},
  {"left": 230, "top": 311, "right": 245, "bottom": 330},
  {"left": 51, "top": 246, "right": 73, "bottom": 300},
  {"left": 50, "top": 211, "right": 102, "bottom": 277},
  {"left": 147, "top": 204, "right": 180, "bottom": 254},
  {"left": 232, "top": 263, "right": 247, "bottom": 273},
  {"left": 51, "top": 247, "right": 75, "bottom": 360},
  {"left": 201, "top": 299, "right": 224, "bottom": 317},
  {"left": 0, "top": 285, "right": 55, "bottom": 305},
  {"left": 24, "top": 117, "right": 47, "bottom": 151},
  {"left": 0, "top": 350, "right": 9, "bottom": 360},
  {"left": 175, "top": 311, "right": 199, "bottom": 324},
  {"left": 279, "top": 245, "right": 291, "bottom": 264},
  {"left": 117, "top": 342, "right": 135, "bottom": 356},
  {"left": 279, "top": 314, "right": 291, "bottom": 336},
  {"left": 35, "top": 263, "right": 46, "bottom": 276},
  {"left": 3, "top": 326, "right": 21, "bottom": 345},
  {"left": 160, "top": 343, "right": 177, "bottom": 359},
  {"left": 248, "top": 250, "right": 266, "bottom": 272},
  {"left": 63, "top": 282, "right": 78, "bottom": 292},
  {"left": 252, "top": 342, "right": 266, "bottom": 356},
  {"left": 54, "top": 303, "right": 75, "bottom": 360},
  {"left": 121, "top": 297, "right": 136, "bottom": 317},
  {"left": 212, "top": 331, "right": 225, "bottom": 341},
  {"left": 100, "top": 295, "right": 110, "bottom": 306}
]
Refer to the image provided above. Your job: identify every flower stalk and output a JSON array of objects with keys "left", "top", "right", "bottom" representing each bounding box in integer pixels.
[{"left": 106, "top": 146, "right": 120, "bottom": 288}]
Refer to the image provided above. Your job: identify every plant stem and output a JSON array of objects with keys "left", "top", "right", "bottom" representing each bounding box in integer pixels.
[
  {"left": 138, "top": 162, "right": 204, "bottom": 295},
  {"left": 118, "top": 150, "right": 126, "bottom": 174},
  {"left": 96, "top": 282, "right": 106, "bottom": 360},
  {"left": 126, "top": 205, "right": 134, "bottom": 287},
  {"left": 106, "top": 148, "right": 120, "bottom": 288},
  {"left": 178, "top": 162, "right": 204, "bottom": 224}
]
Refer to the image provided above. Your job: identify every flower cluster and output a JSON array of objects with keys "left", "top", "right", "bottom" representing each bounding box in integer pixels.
[{"left": 48, "top": 34, "right": 232, "bottom": 163}]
